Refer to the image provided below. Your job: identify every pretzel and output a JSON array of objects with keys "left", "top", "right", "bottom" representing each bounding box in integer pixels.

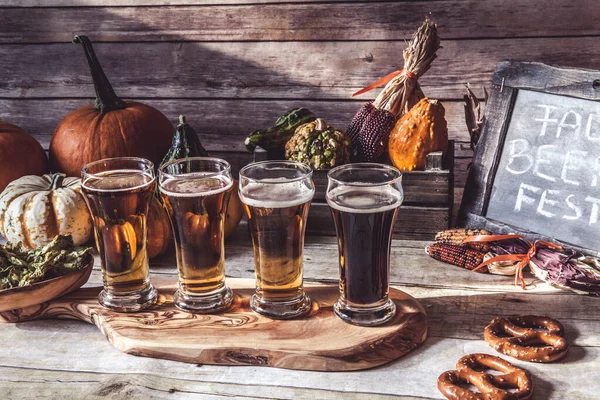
[
  {"left": 484, "top": 315, "right": 569, "bottom": 363},
  {"left": 437, "top": 353, "right": 533, "bottom": 400}
]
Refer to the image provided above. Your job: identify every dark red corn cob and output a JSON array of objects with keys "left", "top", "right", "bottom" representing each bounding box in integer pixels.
[
  {"left": 346, "top": 102, "right": 396, "bottom": 162},
  {"left": 426, "top": 243, "right": 488, "bottom": 273}
]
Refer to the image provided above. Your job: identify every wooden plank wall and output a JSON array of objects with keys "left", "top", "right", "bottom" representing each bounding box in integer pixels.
[{"left": 0, "top": 0, "right": 598, "bottom": 220}]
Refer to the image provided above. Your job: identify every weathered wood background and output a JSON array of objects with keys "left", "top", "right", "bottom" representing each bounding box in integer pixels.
[{"left": 0, "top": 0, "right": 598, "bottom": 217}]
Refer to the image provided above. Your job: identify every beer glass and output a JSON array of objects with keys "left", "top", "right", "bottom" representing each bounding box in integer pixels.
[
  {"left": 158, "top": 157, "right": 234, "bottom": 313},
  {"left": 239, "top": 161, "right": 314, "bottom": 319},
  {"left": 326, "top": 163, "right": 403, "bottom": 326},
  {"left": 82, "top": 157, "right": 158, "bottom": 312}
]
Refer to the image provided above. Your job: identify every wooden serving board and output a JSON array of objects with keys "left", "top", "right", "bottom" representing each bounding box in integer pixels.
[{"left": 0, "top": 277, "right": 427, "bottom": 371}]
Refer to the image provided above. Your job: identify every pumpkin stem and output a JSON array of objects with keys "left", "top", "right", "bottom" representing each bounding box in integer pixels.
[
  {"left": 178, "top": 115, "right": 186, "bottom": 126},
  {"left": 50, "top": 173, "right": 66, "bottom": 190},
  {"left": 73, "top": 35, "right": 126, "bottom": 114}
]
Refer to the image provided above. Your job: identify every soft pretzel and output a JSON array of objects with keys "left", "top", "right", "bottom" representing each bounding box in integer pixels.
[
  {"left": 485, "top": 315, "right": 569, "bottom": 363},
  {"left": 437, "top": 353, "right": 533, "bottom": 400}
]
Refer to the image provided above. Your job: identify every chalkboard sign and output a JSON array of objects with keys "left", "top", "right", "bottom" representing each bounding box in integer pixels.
[{"left": 458, "top": 61, "right": 600, "bottom": 256}]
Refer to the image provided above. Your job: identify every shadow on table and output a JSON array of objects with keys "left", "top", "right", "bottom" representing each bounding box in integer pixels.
[{"left": 386, "top": 288, "right": 598, "bottom": 398}]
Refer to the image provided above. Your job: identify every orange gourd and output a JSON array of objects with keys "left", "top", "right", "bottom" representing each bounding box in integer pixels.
[
  {"left": 224, "top": 180, "right": 244, "bottom": 239},
  {"left": 388, "top": 98, "right": 448, "bottom": 171},
  {"left": 147, "top": 198, "right": 172, "bottom": 259}
]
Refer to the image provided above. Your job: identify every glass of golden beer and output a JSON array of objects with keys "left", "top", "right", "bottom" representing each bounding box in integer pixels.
[
  {"left": 326, "top": 163, "right": 403, "bottom": 326},
  {"left": 81, "top": 157, "right": 158, "bottom": 312},
  {"left": 158, "top": 157, "right": 233, "bottom": 313},
  {"left": 239, "top": 161, "right": 314, "bottom": 319}
]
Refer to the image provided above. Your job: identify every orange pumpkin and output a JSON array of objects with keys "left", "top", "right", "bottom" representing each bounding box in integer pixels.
[
  {"left": 147, "top": 197, "right": 172, "bottom": 259},
  {"left": 49, "top": 35, "right": 173, "bottom": 177},
  {"left": 388, "top": 98, "right": 448, "bottom": 171},
  {"left": 224, "top": 181, "right": 244, "bottom": 239},
  {"left": 0, "top": 121, "right": 48, "bottom": 192}
]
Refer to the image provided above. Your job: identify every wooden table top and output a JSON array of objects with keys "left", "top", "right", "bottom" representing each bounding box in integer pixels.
[{"left": 0, "top": 229, "right": 596, "bottom": 399}]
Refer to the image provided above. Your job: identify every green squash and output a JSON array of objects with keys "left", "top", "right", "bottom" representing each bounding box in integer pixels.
[
  {"left": 160, "top": 115, "right": 208, "bottom": 166},
  {"left": 244, "top": 108, "right": 317, "bottom": 153}
]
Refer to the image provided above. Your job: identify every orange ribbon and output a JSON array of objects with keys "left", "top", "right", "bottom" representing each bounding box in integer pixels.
[
  {"left": 352, "top": 69, "right": 418, "bottom": 97},
  {"left": 462, "top": 235, "right": 563, "bottom": 289}
]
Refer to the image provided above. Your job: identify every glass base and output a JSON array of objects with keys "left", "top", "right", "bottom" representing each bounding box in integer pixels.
[
  {"left": 98, "top": 284, "right": 158, "bottom": 312},
  {"left": 334, "top": 298, "right": 396, "bottom": 327},
  {"left": 250, "top": 293, "right": 311, "bottom": 319},
  {"left": 174, "top": 286, "right": 233, "bottom": 313}
]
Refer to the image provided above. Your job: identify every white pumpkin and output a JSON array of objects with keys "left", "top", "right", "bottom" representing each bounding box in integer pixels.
[{"left": 0, "top": 173, "right": 92, "bottom": 248}]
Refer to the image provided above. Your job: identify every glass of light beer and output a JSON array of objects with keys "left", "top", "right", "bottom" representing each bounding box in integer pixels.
[
  {"left": 81, "top": 157, "right": 158, "bottom": 312},
  {"left": 239, "top": 161, "right": 314, "bottom": 319},
  {"left": 326, "top": 163, "right": 403, "bottom": 326},
  {"left": 158, "top": 157, "right": 234, "bottom": 313}
]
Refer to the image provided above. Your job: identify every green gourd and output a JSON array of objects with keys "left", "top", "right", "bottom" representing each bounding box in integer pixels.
[
  {"left": 160, "top": 115, "right": 209, "bottom": 166},
  {"left": 244, "top": 108, "right": 317, "bottom": 153}
]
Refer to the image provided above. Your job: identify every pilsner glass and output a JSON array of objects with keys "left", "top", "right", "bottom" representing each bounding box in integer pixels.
[
  {"left": 239, "top": 161, "right": 314, "bottom": 319},
  {"left": 82, "top": 157, "right": 158, "bottom": 312},
  {"left": 326, "top": 163, "right": 403, "bottom": 326},
  {"left": 158, "top": 157, "right": 234, "bottom": 313}
]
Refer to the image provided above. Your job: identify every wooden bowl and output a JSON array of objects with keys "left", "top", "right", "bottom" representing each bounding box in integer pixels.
[{"left": 0, "top": 255, "right": 94, "bottom": 312}]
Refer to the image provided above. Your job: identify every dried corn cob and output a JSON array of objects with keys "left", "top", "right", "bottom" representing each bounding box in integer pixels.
[
  {"left": 426, "top": 243, "right": 488, "bottom": 273},
  {"left": 434, "top": 228, "right": 491, "bottom": 251}
]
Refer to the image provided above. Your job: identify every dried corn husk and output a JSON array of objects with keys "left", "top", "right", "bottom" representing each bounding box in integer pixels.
[{"left": 373, "top": 16, "right": 441, "bottom": 118}]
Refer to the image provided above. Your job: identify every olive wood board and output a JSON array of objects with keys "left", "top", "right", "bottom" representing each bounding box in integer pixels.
[{"left": 0, "top": 277, "right": 427, "bottom": 371}]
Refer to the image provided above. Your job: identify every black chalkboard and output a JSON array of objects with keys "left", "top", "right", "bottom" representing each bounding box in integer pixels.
[{"left": 458, "top": 62, "right": 600, "bottom": 256}]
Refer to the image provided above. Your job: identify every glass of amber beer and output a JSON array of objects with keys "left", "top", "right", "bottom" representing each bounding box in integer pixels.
[
  {"left": 82, "top": 157, "right": 158, "bottom": 312},
  {"left": 239, "top": 161, "right": 314, "bottom": 319},
  {"left": 326, "top": 163, "right": 403, "bottom": 326},
  {"left": 158, "top": 157, "right": 234, "bottom": 313}
]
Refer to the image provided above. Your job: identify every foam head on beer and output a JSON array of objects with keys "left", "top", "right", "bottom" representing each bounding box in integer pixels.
[
  {"left": 159, "top": 173, "right": 233, "bottom": 198},
  {"left": 239, "top": 178, "right": 314, "bottom": 209},
  {"left": 239, "top": 162, "right": 314, "bottom": 209},
  {"left": 326, "top": 186, "right": 403, "bottom": 213}
]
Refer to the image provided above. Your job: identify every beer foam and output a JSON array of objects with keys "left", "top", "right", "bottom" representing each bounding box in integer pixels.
[
  {"left": 326, "top": 186, "right": 403, "bottom": 214},
  {"left": 159, "top": 174, "right": 232, "bottom": 197},
  {"left": 239, "top": 180, "right": 314, "bottom": 208},
  {"left": 83, "top": 170, "right": 154, "bottom": 192}
]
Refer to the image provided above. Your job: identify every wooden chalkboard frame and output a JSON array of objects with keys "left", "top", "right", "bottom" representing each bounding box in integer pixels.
[{"left": 458, "top": 61, "right": 600, "bottom": 257}]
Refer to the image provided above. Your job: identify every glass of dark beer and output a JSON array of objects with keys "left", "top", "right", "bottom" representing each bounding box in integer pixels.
[
  {"left": 239, "top": 161, "right": 314, "bottom": 319},
  {"left": 326, "top": 163, "right": 403, "bottom": 326},
  {"left": 158, "top": 157, "right": 234, "bottom": 313},
  {"left": 81, "top": 157, "right": 158, "bottom": 312}
]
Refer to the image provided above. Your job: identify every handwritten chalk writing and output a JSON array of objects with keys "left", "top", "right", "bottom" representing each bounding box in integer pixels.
[
  {"left": 535, "top": 105, "right": 558, "bottom": 136},
  {"left": 505, "top": 141, "right": 597, "bottom": 187},
  {"left": 512, "top": 183, "right": 599, "bottom": 225},
  {"left": 585, "top": 196, "right": 600, "bottom": 225},
  {"left": 585, "top": 113, "right": 600, "bottom": 142},
  {"left": 556, "top": 110, "right": 581, "bottom": 138},
  {"left": 486, "top": 88, "right": 600, "bottom": 252},
  {"left": 561, "top": 150, "right": 586, "bottom": 186},
  {"left": 533, "top": 145, "right": 557, "bottom": 182},
  {"left": 564, "top": 195, "right": 582, "bottom": 221},
  {"left": 537, "top": 189, "right": 559, "bottom": 218},
  {"left": 506, "top": 139, "right": 533, "bottom": 175},
  {"left": 592, "top": 157, "right": 600, "bottom": 187},
  {"left": 515, "top": 183, "right": 540, "bottom": 212}
]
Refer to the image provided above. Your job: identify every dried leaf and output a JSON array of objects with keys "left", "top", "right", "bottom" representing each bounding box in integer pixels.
[
  {"left": 0, "top": 235, "right": 92, "bottom": 290},
  {"left": 463, "top": 83, "right": 486, "bottom": 151}
]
